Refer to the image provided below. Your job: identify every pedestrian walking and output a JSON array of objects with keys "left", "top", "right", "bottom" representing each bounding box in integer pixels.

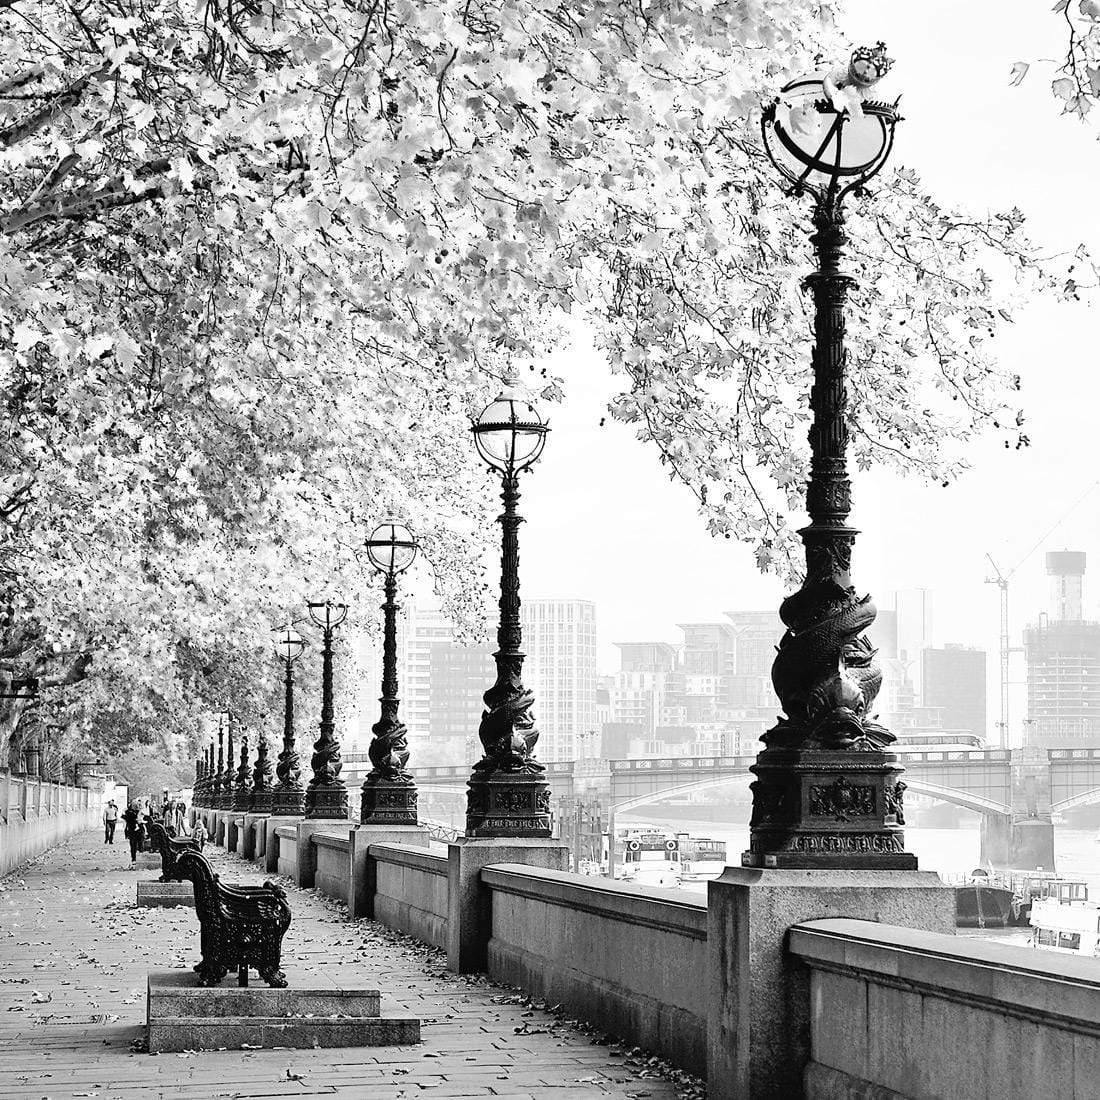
[
  {"left": 191, "top": 817, "right": 206, "bottom": 852},
  {"left": 103, "top": 799, "right": 118, "bottom": 844},
  {"left": 121, "top": 802, "right": 144, "bottom": 864}
]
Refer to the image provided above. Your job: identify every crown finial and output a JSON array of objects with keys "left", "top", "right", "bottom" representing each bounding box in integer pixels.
[{"left": 849, "top": 42, "right": 894, "bottom": 88}]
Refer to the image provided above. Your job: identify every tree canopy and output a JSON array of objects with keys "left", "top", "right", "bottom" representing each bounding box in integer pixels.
[{"left": 0, "top": 0, "right": 1078, "bottom": 762}]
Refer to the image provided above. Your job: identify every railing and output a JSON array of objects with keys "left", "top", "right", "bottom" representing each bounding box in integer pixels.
[
  {"left": 1, "top": 768, "right": 92, "bottom": 826},
  {"left": 0, "top": 768, "right": 97, "bottom": 877}
]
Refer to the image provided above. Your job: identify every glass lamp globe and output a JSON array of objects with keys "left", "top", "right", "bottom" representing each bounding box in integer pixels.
[
  {"left": 472, "top": 392, "right": 548, "bottom": 472},
  {"left": 307, "top": 601, "right": 348, "bottom": 629},
  {"left": 366, "top": 522, "right": 418, "bottom": 574},
  {"left": 761, "top": 74, "right": 899, "bottom": 204},
  {"left": 274, "top": 627, "right": 306, "bottom": 663}
]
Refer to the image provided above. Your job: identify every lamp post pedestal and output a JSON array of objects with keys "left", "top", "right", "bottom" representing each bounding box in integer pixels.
[
  {"left": 465, "top": 772, "right": 552, "bottom": 839},
  {"left": 741, "top": 748, "right": 913, "bottom": 869},
  {"left": 360, "top": 779, "right": 418, "bottom": 825}
]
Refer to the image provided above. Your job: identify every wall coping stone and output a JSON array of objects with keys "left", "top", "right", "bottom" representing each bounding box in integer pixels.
[
  {"left": 311, "top": 831, "right": 351, "bottom": 851},
  {"left": 791, "top": 917, "right": 1100, "bottom": 1033},
  {"left": 369, "top": 842, "right": 448, "bottom": 877},
  {"left": 274, "top": 825, "right": 297, "bottom": 840},
  {"left": 482, "top": 863, "right": 707, "bottom": 939}
]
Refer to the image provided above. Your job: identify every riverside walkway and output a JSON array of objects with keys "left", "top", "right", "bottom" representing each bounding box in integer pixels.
[{"left": 0, "top": 832, "right": 697, "bottom": 1100}]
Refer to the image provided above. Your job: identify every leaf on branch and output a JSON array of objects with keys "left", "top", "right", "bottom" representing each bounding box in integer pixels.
[{"left": 1052, "top": 76, "right": 1078, "bottom": 101}]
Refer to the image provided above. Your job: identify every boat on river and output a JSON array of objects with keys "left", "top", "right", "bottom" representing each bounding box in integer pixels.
[
  {"left": 1030, "top": 879, "right": 1100, "bottom": 956},
  {"left": 613, "top": 826, "right": 728, "bottom": 888}
]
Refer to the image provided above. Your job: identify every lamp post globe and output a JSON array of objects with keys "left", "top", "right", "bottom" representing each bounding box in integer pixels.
[
  {"left": 744, "top": 44, "right": 915, "bottom": 871},
  {"left": 465, "top": 390, "right": 552, "bottom": 838},
  {"left": 472, "top": 393, "right": 548, "bottom": 473},
  {"left": 272, "top": 626, "right": 307, "bottom": 816},
  {"left": 304, "top": 601, "right": 349, "bottom": 820},
  {"left": 361, "top": 522, "right": 419, "bottom": 826},
  {"left": 365, "top": 522, "right": 418, "bottom": 575},
  {"left": 760, "top": 58, "right": 899, "bottom": 206}
]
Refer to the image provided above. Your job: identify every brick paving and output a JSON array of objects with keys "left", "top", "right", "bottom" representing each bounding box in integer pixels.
[{"left": 0, "top": 831, "right": 698, "bottom": 1100}]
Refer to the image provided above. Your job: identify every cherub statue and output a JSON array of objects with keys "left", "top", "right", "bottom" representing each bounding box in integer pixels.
[{"left": 823, "top": 42, "right": 895, "bottom": 117}]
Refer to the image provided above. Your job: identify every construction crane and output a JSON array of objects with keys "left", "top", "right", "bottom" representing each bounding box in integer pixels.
[
  {"left": 984, "top": 555, "right": 1012, "bottom": 750},
  {"left": 985, "top": 480, "right": 1100, "bottom": 749}
]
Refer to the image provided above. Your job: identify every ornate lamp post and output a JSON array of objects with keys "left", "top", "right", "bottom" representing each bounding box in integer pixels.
[
  {"left": 361, "top": 522, "right": 419, "bottom": 825},
  {"left": 271, "top": 627, "right": 307, "bottom": 815},
  {"left": 745, "top": 44, "right": 913, "bottom": 869},
  {"left": 213, "top": 716, "right": 228, "bottom": 809},
  {"left": 219, "top": 712, "right": 236, "bottom": 810},
  {"left": 233, "top": 735, "right": 252, "bottom": 812},
  {"left": 466, "top": 392, "right": 551, "bottom": 837},
  {"left": 304, "top": 601, "right": 349, "bottom": 819},
  {"left": 203, "top": 744, "right": 214, "bottom": 807}
]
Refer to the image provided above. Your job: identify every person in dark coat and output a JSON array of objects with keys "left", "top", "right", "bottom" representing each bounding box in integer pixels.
[{"left": 121, "top": 802, "right": 144, "bottom": 864}]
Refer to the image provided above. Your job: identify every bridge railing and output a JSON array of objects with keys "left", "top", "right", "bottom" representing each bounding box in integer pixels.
[{"left": 1049, "top": 748, "right": 1100, "bottom": 760}]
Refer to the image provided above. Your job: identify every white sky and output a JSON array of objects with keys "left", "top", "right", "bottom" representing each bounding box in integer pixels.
[{"left": 413, "top": 1, "right": 1100, "bottom": 743}]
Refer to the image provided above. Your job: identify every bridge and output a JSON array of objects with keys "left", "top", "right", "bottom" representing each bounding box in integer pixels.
[{"left": 342, "top": 746, "right": 1100, "bottom": 869}]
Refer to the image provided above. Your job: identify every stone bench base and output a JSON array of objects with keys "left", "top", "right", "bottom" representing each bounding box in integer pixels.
[
  {"left": 136, "top": 881, "right": 194, "bottom": 908},
  {"left": 134, "top": 852, "right": 162, "bottom": 870},
  {"left": 146, "top": 972, "right": 420, "bottom": 1053}
]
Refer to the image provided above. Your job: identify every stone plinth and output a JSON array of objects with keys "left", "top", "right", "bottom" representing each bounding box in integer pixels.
[
  {"left": 240, "top": 813, "right": 269, "bottom": 861},
  {"left": 348, "top": 824, "right": 429, "bottom": 920},
  {"left": 146, "top": 971, "right": 419, "bottom": 1053},
  {"left": 263, "top": 815, "right": 302, "bottom": 874},
  {"left": 447, "top": 838, "right": 569, "bottom": 973},
  {"left": 706, "top": 866, "right": 954, "bottom": 1100},
  {"left": 135, "top": 851, "right": 162, "bottom": 871},
  {"left": 137, "top": 881, "right": 194, "bottom": 908},
  {"left": 295, "top": 819, "right": 352, "bottom": 889}
]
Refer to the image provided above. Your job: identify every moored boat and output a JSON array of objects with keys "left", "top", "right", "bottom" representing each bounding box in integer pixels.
[
  {"left": 1029, "top": 880, "right": 1100, "bottom": 956},
  {"left": 955, "top": 883, "right": 1016, "bottom": 928}
]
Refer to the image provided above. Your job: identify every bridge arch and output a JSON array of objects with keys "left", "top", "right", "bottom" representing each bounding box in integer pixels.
[
  {"left": 902, "top": 779, "right": 1010, "bottom": 819},
  {"left": 608, "top": 773, "right": 1011, "bottom": 820},
  {"left": 1052, "top": 787, "right": 1100, "bottom": 814},
  {"left": 611, "top": 772, "right": 751, "bottom": 815}
]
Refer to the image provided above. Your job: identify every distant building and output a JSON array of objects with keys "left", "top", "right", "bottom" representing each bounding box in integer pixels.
[
  {"left": 922, "top": 645, "right": 987, "bottom": 743},
  {"left": 678, "top": 622, "right": 737, "bottom": 702},
  {"left": 1024, "top": 552, "right": 1100, "bottom": 748},
  {"left": 609, "top": 642, "right": 678, "bottom": 737},
  {"left": 724, "top": 611, "right": 779, "bottom": 676},
  {"left": 428, "top": 641, "right": 494, "bottom": 766},
  {"left": 521, "top": 599, "right": 597, "bottom": 762},
  {"left": 600, "top": 721, "right": 642, "bottom": 759},
  {"left": 893, "top": 588, "right": 933, "bottom": 696},
  {"left": 724, "top": 610, "right": 779, "bottom": 709}
]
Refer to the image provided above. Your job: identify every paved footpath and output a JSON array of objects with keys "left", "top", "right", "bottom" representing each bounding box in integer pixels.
[{"left": 0, "top": 831, "right": 701, "bottom": 1100}]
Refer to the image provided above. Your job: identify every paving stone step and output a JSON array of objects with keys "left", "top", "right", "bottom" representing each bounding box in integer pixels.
[
  {"left": 136, "top": 880, "right": 195, "bottom": 907},
  {"left": 147, "top": 1014, "right": 421, "bottom": 1053},
  {"left": 147, "top": 971, "right": 381, "bottom": 1018}
]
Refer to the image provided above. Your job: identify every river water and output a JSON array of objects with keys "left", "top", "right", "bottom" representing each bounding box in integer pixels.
[{"left": 623, "top": 813, "right": 1100, "bottom": 948}]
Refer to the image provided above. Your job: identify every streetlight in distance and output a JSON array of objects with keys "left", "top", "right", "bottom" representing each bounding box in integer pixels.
[
  {"left": 361, "top": 522, "right": 419, "bottom": 825},
  {"left": 271, "top": 627, "right": 307, "bottom": 816},
  {"left": 466, "top": 391, "right": 551, "bottom": 837},
  {"left": 304, "top": 601, "right": 349, "bottom": 819},
  {"left": 746, "top": 44, "right": 914, "bottom": 869}
]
